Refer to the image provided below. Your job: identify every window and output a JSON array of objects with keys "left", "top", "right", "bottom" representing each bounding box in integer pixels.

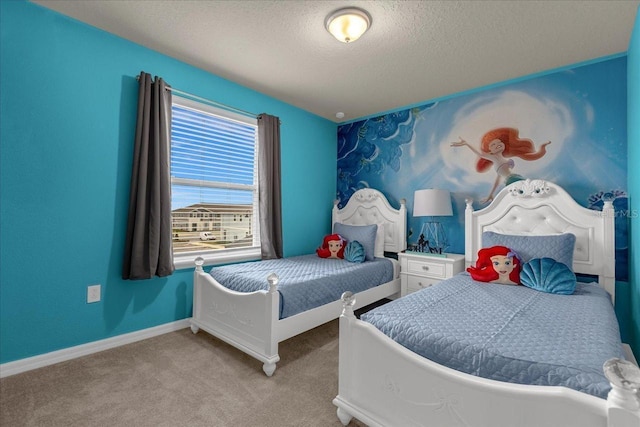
[{"left": 171, "top": 96, "right": 260, "bottom": 268}]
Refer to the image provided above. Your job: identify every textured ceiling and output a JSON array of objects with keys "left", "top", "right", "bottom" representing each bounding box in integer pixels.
[{"left": 33, "top": 0, "right": 639, "bottom": 122}]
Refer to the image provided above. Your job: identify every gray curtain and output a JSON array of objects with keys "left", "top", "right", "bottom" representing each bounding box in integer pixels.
[
  {"left": 122, "top": 72, "right": 175, "bottom": 279},
  {"left": 258, "top": 114, "right": 283, "bottom": 259}
]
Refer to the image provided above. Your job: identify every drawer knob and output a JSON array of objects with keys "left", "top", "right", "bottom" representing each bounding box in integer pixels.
[{"left": 422, "top": 265, "right": 429, "bottom": 271}]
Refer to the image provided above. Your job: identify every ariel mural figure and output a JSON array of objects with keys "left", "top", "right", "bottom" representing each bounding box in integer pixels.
[{"left": 451, "top": 127, "right": 551, "bottom": 203}]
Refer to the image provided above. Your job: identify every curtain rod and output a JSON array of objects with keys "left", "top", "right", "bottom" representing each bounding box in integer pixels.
[
  {"left": 170, "top": 87, "right": 260, "bottom": 119},
  {"left": 136, "top": 74, "right": 259, "bottom": 120}
]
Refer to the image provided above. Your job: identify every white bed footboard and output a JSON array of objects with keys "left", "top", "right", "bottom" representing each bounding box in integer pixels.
[
  {"left": 190, "top": 258, "right": 280, "bottom": 376},
  {"left": 334, "top": 294, "right": 640, "bottom": 427},
  {"left": 190, "top": 258, "right": 401, "bottom": 377}
]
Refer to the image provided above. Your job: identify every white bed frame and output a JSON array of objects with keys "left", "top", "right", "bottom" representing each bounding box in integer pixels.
[
  {"left": 333, "top": 179, "right": 640, "bottom": 427},
  {"left": 190, "top": 188, "right": 406, "bottom": 376}
]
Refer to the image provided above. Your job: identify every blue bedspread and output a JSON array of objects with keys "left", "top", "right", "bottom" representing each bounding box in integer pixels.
[
  {"left": 361, "top": 273, "right": 624, "bottom": 399},
  {"left": 209, "top": 255, "right": 394, "bottom": 319}
]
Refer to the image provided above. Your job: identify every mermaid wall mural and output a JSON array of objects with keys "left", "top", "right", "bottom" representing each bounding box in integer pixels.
[
  {"left": 336, "top": 56, "right": 627, "bottom": 283},
  {"left": 450, "top": 127, "right": 551, "bottom": 203}
]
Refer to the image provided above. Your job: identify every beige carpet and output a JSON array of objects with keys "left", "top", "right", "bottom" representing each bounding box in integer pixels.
[{"left": 0, "top": 318, "right": 369, "bottom": 427}]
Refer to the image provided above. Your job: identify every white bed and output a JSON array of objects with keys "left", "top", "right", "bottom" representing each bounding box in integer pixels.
[
  {"left": 190, "top": 188, "right": 406, "bottom": 376},
  {"left": 333, "top": 179, "right": 640, "bottom": 427}
]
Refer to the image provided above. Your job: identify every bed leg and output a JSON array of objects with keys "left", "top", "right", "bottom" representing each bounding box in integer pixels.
[
  {"left": 190, "top": 324, "right": 199, "bottom": 334},
  {"left": 336, "top": 407, "right": 352, "bottom": 426},
  {"left": 262, "top": 361, "right": 276, "bottom": 377},
  {"left": 604, "top": 358, "right": 640, "bottom": 427}
]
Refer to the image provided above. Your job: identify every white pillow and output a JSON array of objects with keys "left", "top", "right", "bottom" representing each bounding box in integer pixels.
[{"left": 374, "top": 223, "right": 385, "bottom": 258}]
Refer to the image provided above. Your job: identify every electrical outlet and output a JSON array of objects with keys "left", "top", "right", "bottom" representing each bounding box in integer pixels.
[{"left": 87, "top": 284, "right": 101, "bottom": 303}]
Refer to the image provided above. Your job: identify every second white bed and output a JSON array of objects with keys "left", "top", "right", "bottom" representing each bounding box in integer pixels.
[
  {"left": 333, "top": 179, "right": 640, "bottom": 427},
  {"left": 190, "top": 188, "right": 407, "bottom": 376}
]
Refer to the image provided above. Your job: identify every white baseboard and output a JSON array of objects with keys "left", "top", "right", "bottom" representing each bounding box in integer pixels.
[{"left": 0, "top": 319, "right": 191, "bottom": 378}]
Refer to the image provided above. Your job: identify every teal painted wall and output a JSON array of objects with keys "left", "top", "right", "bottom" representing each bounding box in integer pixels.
[
  {"left": 0, "top": 1, "right": 336, "bottom": 364},
  {"left": 627, "top": 6, "right": 640, "bottom": 356},
  {"left": 2, "top": 0, "right": 637, "bottom": 366}
]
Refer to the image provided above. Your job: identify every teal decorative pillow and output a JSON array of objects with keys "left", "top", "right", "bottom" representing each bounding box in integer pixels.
[
  {"left": 482, "top": 232, "right": 576, "bottom": 272},
  {"left": 344, "top": 240, "right": 365, "bottom": 263},
  {"left": 520, "top": 257, "right": 577, "bottom": 295}
]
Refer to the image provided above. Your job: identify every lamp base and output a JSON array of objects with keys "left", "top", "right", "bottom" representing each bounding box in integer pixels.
[{"left": 414, "top": 221, "right": 448, "bottom": 254}]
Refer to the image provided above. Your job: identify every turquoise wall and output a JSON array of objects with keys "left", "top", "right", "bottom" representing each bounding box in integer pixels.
[
  {"left": 627, "top": 6, "right": 640, "bottom": 356},
  {"left": 2, "top": 0, "right": 637, "bottom": 366},
  {"left": 0, "top": 1, "right": 337, "bottom": 364}
]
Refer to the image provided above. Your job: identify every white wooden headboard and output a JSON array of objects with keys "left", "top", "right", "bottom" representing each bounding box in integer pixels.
[
  {"left": 465, "top": 179, "right": 616, "bottom": 302},
  {"left": 332, "top": 188, "right": 407, "bottom": 254}
]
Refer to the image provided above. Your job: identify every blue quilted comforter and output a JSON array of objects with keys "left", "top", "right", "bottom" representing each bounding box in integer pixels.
[
  {"left": 361, "top": 273, "right": 624, "bottom": 399},
  {"left": 209, "top": 255, "right": 394, "bottom": 319}
]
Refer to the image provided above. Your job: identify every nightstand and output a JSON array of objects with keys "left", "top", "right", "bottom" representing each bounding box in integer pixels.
[{"left": 399, "top": 252, "right": 465, "bottom": 296}]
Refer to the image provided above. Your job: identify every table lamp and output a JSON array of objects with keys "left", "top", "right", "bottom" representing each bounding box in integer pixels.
[{"left": 412, "top": 189, "right": 453, "bottom": 254}]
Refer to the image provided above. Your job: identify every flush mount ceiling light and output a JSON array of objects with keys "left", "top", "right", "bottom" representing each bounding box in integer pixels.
[{"left": 325, "top": 7, "right": 372, "bottom": 43}]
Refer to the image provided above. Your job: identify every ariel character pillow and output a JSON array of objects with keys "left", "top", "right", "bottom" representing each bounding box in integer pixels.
[
  {"left": 467, "top": 245, "right": 521, "bottom": 285},
  {"left": 316, "top": 234, "right": 346, "bottom": 259}
]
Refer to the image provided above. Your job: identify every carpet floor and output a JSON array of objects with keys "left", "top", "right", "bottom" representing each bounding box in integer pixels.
[{"left": 0, "top": 316, "right": 374, "bottom": 427}]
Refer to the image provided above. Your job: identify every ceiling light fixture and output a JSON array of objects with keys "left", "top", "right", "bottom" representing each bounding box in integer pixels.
[{"left": 325, "top": 7, "right": 372, "bottom": 43}]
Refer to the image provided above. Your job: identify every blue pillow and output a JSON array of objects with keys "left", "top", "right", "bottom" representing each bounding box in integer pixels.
[
  {"left": 520, "top": 257, "right": 577, "bottom": 294},
  {"left": 344, "top": 240, "right": 365, "bottom": 263},
  {"left": 482, "top": 231, "right": 576, "bottom": 272},
  {"left": 334, "top": 223, "right": 377, "bottom": 261}
]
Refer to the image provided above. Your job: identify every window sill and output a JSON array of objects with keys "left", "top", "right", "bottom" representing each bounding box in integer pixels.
[{"left": 173, "top": 248, "right": 261, "bottom": 270}]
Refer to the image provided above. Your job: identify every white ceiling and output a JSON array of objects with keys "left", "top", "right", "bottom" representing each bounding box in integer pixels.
[{"left": 33, "top": 0, "right": 639, "bottom": 123}]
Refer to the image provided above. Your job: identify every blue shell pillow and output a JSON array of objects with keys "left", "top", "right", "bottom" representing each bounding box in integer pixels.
[
  {"left": 520, "top": 257, "right": 577, "bottom": 295},
  {"left": 344, "top": 241, "right": 365, "bottom": 263},
  {"left": 482, "top": 231, "right": 576, "bottom": 272},
  {"left": 333, "top": 223, "right": 377, "bottom": 261}
]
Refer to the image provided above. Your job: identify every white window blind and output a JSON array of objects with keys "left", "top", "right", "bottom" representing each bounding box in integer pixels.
[{"left": 170, "top": 96, "right": 260, "bottom": 268}]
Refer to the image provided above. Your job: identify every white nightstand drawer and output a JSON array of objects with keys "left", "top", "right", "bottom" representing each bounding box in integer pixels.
[
  {"left": 399, "top": 252, "right": 465, "bottom": 297},
  {"left": 406, "top": 259, "right": 446, "bottom": 278},
  {"left": 406, "top": 275, "right": 440, "bottom": 292}
]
